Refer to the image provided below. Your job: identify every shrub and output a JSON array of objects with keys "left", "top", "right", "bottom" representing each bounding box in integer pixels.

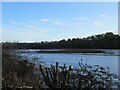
[
  {"left": 39, "top": 61, "right": 119, "bottom": 90},
  {"left": 2, "top": 49, "right": 43, "bottom": 90}
]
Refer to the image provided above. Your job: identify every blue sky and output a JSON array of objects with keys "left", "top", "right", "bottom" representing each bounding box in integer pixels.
[{"left": 2, "top": 2, "right": 118, "bottom": 42}]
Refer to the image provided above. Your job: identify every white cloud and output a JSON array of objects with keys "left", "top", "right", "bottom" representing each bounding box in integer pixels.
[
  {"left": 9, "top": 21, "right": 25, "bottom": 25},
  {"left": 8, "top": 25, "right": 49, "bottom": 32},
  {"left": 75, "top": 17, "right": 85, "bottom": 20},
  {"left": 25, "top": 25, "right": 49, "bottom": 31},
  {"left": 99, "top": 14, "right": 109, "bottom": 18},
  {"left": 3, "top": 29, "right": 37, "bottom": 42},
  {"left": 39, "top": 18, "right": 64, "bottom": 25},
  {"left": 9, "top": 21, "right": 17, "bottom": 25},
  {"left": 40, "top": 18, "right": 49, "bottom": 22},
  {"left": 53, "top": 20, "right": 63, "bottom": 25},
  {"left": 94, "top": 21, "right": 103, "bottom": 26},
  {"left": 9, "top": 21, "right": 28, "bottom": 27},
  {"left": 74, "top": 17, "right": 91, "bottom": 22},
  {"left": 3, "top": 26, "right": 50, "bottom": 42},
  {"left": 109, "top": 29, "right": 118, "bottom": 34},
  {"left": 8, "top": 20, "right": 50, "bottom": 32},
  {"left": 0, "top": 29, "right": 2, "bottom": 32},
  {"left": 96, "top": 29, "right": 118, "bottom": 35}
]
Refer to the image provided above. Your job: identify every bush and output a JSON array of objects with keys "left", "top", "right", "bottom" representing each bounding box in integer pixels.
[
  {"left": 39, "top": 61, "right": 120, "bottom": 90},
  {"left": 2, "top": 49, "right": 43, "bottom": 90}
]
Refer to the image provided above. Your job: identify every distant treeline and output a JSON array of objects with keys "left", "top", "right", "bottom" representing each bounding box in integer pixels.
[{"left": 2, "top": 32, "right": 120, "bottom": 49}]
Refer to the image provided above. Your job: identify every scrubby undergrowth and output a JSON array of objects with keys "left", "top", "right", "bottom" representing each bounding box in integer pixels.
[{"left": 2, "top": 49, "right": 120, "bottom": 90}]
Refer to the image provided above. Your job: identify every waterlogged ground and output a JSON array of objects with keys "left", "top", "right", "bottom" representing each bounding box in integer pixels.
[{"left": 18, "top": 49, "right": 119, "bottom": 74}]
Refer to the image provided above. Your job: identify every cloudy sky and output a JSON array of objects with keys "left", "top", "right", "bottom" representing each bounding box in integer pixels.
[{"left": 2, "top": 2, "right": 118, "bottom": 42}]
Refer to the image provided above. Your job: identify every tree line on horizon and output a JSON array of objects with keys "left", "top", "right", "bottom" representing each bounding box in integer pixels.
[{"left": 2, "top": 32, "right": 120, "bottom": 49}]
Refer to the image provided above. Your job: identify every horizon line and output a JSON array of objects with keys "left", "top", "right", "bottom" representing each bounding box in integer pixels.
[{"left": 1, "top": 31, "right": 119, "bottom": 43}]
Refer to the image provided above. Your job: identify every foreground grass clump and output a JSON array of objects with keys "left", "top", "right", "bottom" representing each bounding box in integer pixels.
[{"left": 39, "top": 61, "right": 119, "bottom": 90}]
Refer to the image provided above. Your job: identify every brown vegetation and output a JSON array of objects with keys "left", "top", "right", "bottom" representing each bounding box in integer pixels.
[{"left": 2, "top": 49, "right": 43, "bottom": 90}]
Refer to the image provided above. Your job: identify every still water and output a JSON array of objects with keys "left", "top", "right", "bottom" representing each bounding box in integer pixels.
[{"left": 19, "top": 49, "right": 119, "bottom": 74}]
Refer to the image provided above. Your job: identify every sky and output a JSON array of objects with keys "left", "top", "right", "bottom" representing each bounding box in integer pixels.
[
  {"left": 2, "top": 2, "right": 118, "bottom": 42},
  {"left": 2, "top": 0, "right": 120, "bottom": 2}
]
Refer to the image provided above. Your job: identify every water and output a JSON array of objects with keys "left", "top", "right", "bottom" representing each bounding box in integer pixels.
[{"left": 19, "top": 49, "right": 119, "bottom": 74}]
